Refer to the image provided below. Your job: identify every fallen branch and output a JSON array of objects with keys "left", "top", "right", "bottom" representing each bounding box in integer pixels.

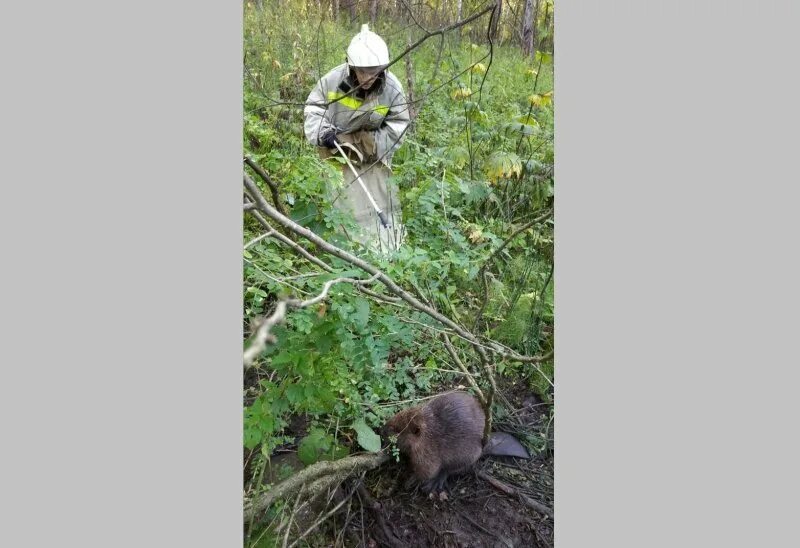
[
  {"left": 476, "top": 470, "right": 553, "bottom": 518},
  {"left": 244, "top": 453, "right": 389, "bottom": 523}
]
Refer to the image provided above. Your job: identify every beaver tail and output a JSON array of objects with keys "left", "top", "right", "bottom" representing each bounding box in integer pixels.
[{"left": 482, "top": 432, "right": 531, "bottom": 459}]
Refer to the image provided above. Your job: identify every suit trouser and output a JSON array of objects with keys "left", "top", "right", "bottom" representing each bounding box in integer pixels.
[{"left": 318, "top": 131, "right": 404, "bottom": 253}]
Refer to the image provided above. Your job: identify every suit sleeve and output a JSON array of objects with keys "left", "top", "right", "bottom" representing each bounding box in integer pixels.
[
  {"left": 373, "top": 79, "right": 410, "bottom": 167},
  {"left": 303, "top": 75, "right": 337, "bottom": 147}
]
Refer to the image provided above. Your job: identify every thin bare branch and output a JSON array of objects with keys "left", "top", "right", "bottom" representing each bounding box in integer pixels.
[
  {"left": 476, "top": 470, "right": 554, "bottom": 518},
  {"left": 244, "top": 300, "right": 293, "bottom": 368},
  {"left": 286, "top": 476, "right": 364, "bottom": 548},
  {"left": 244, "top": 229, "right": 275, "bottom": 249},
  {"left": 243, "top": 273, "right": 380, "bottom": 368},
  {"left": 298, "top": 273, "right": 380, "bottom": 308},
  {"left": 441, "top": 333, "right": 485, "bottom": 404},
  {"left": 245, "top": 156, "right": 288, "bottom": 217}
]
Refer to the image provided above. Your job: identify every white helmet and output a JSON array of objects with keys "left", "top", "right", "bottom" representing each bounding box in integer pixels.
[{"left": 346, "top": 24, "right": 389, "bottom": 68}]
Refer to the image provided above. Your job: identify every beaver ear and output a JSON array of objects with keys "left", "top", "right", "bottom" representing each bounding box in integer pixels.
[{"left": 409, "top": 415, "right": 423, "bottom": 436}]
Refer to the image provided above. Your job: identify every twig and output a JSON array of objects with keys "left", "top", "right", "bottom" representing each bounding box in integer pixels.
[
  {"left": 476, "top": 470, "right": 554, "bottom": 518},
  {"left": 298, "top": 273, "right": 380, "bottom": 308},
  {"left": 244, "top": 156, "right": 288, "bottom": 217},
  {"left": 243, "top": 300, "right": 293, "bottom": 368},
  {"left": 484, "top": 209, "right": 553, "bottom": 272},
  {"left": 459, "top": 509, "right": 513, "bottom": 548},
  {"left": 282, "top": 488, "right": 304, "bottom": 548},
  {"left": 356, "top": 484, "right": 404, "bottom": 548},
  {"left": 441, "top": 333, "right": 485, "bottom": 404},
  {"left": 244, "top": 230, "right": 275, "bottom": 249},
  {"left": 246, "top": 206, "right": 335, "bottom": 273},
  {"left": 286, "top": 476, "right": 363, "bottom": 548}
]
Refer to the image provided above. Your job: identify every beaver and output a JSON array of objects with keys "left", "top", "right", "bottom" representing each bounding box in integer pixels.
[{"left": 383, "top": 391, "right": 530, "bottom": 495}]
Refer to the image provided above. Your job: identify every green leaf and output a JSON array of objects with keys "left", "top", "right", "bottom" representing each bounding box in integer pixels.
[
  {"left": 485, "top": 152, "right": 523, "bottom": 183},
  {"left": 298, "top": 428, "right": 329, "bottom": 465},
  {"left": 451, "top": 86, "right": 472, "bottom": 100},
  {"left": 446, "top": 145, "right": 470, "bottom": 169},
  {"left": 503, "top": 122, "right": 538, "bottom": 136},
  {"left": 328, "top": 444, "right": 350, "bottom": 460},
  {"left": 516, "top": 114, "right": 539, "bottom": 127},
  {"left": 244, "top": 426, "right": 262, "bottom": 450},
  {"left": 463, "top": 101, "right": 488, "bottom": 123},
  {"left": 470, "top": 62, "right": 487, "bottom": 74},
  {"left": 285, "top": 383, "right": 303, "bottom": 404},
  {"left": 352, "top": 298, "right": 370, "bottom": 330},
  {"left": 535, "top": 51, "right": 554, "bottom": 65},
  {"left": 353, "top": 419, "right": 382, "bottom": 453}
]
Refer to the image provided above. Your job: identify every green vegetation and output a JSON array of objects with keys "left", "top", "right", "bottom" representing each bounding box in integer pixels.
[{"left": 243, "top": 3, "right": 554, "bottom": 543}]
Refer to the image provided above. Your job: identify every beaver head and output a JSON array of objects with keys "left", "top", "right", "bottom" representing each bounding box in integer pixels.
[{"left": 382, "top": 406, "right": 426, "bottom": 454}]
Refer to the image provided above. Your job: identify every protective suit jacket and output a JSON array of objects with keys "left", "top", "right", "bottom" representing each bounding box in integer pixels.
[{"left": 303, "top": 64, "right": 410, "bottom": 167}]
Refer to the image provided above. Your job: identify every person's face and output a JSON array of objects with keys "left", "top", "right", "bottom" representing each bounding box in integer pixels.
[{"left": 353, "top": 66, "right": 384, "bottom": 90}]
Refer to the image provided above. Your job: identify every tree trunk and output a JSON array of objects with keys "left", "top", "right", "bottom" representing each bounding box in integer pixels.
[
  {"left": 370, "top": 0, "right": 378, "bottom": 26},
  {"left": 341, "top": 0, "right": 357, "bottom": 23},
  {"left": 455, "top": 0, "right": 463, "bottom": 38},
  {"left": 400, "top": 0, "right": 411, "bottom": 23},
  {"left": 543, "top": 3, "right": 553, "bottom": 52},
  {"left": 405, "top": 35, "right": 417, "bottom": 121},
  {"left": 490, "top": 0, "right": 503, "bottom": 42},
  {"left": 522, "top": 0, "right": 534, "bottom": 56},
  {"left": 531, "top": 0, "right": 540, "bottom": 57}
]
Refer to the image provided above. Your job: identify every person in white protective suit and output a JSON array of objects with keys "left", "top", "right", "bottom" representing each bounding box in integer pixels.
[{"left": 303, "top": 24, "right": 410, "bottom": 254}]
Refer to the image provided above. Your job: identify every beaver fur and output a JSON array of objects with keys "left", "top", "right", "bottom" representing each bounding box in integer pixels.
[{"left": 384, "top": 392, "right": 530, "bottom": 494}]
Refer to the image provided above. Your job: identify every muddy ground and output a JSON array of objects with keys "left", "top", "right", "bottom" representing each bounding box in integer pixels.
[{"left": 244, "top": 379, "right": 553, "bottom": 548}]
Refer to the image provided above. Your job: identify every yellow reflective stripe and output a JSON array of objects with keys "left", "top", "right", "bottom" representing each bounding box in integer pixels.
[
  {"left": 327, "top": 91, "right": 362, "bottom": 110},
  {"left": 327, "top": 92, "right": 390, "bottom": 117}
]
